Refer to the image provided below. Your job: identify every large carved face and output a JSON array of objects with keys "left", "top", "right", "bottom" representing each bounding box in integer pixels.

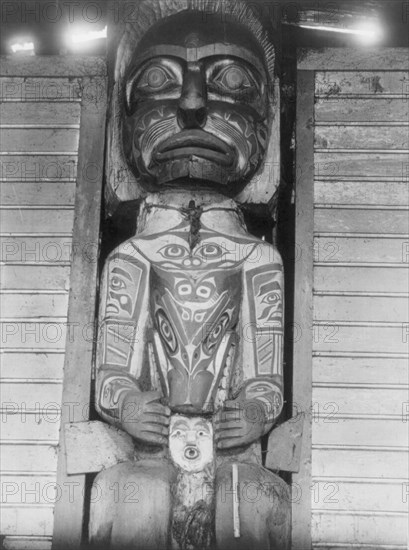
[{"left": 122, "top": 13, "right": 269, "bottom": 192}]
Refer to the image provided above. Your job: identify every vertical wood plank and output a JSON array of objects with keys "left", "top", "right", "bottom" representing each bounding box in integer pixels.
[
  {"left": 292, "top": 70, "right": 315, "bottom": 550},
  {"left": 51, "top": 75, "right": 107, "bottom": 550}
]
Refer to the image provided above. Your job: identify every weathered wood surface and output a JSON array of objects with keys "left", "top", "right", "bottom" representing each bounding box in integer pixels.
[
  {"left": 1, "top": 352, "right": 65, "bottom": 379},
  {"left": 1, "top": 265, "right": 71, "bottom": 290},
  {"left": 292, "top": 69, "right": 315, "bottom": 550},
  {"left": 51, "top": 73, "right": 107, "bottom": 550},
  {"left": 315, "top": 98, "right": 409, "bottom": 122},
  {"left": 298, "top": 48, "right": 409, "bottom": 71},
  {"left": 2, "top": 537, "right": 52, "bottom": 550},
  {"left": 0, "top": 182, "right": 76, "bottom": 205},
  {"left": 0, "top": 322, "right": 68, "bottom": 350},
  {"left": 0, "top": 293, "right": 69, "bottom": 318},
  {"left": 315, "top": 71, "right": 409, "bottom": 96},
  {"left": 313, "top": 449, "right": 409, "bottom": 478},
  {"left": 313, "top": 356, "right": 408, "bottom": 385},
  {"left": 266, "top": 415, "right": 304, "bottom": 472},
  {"left": 312, "top": 324, "right": 408, "bottom": 355},
  {"left": 0, "top": 209, "right": 74, "bottom": 234},
  {"left": 0, "top": 55, "right": 106, "bottom": 77},
  {"left": 310, "top": 479, "right": 407, "bottom": 512},
  {"left": 314, "top": 181, "right": 409, "bottom": 206},
  {"left": 314, "top": 294, "right": 408, "bottom": 322},
  {"left": 0, "top": 78, "right": 81, "bottom": 101},
  {"left": 311, "top": 514, "right": 407, "bottom": 547},
  {"left": 312, "top": 386, "right": 408, "bottom": 416},
  {"left": 1, "top": 382, "right": 63, "bottom": 409},
  {"left": 0, "top": 129, "right": 79, "bottom": 153},
  {"left": 314, "top": 266, "right": 409, "bottom": 293},
  {"left": 0, "top": 507, "right": 54, "bottom": 537},
  {"left": 1, "top": 413, "right": 60, "bottom": 441},
  {"left": 313, "top": 236, "right": 408, "bottom": 263},
  {"left": 314, "top": 152, "right": 408, "bottom": 179},
  {"left": 315, "top": 126, "right": 409, "bottom": 150},
  {"left": 0, "top": 155, "right": 78, "bottom": 181},
  {"left": 0, "top": 102, "right": 80, "bottom": 126},
  {"left": 65, "top": 421, "right": 135, "bottom": 474},
  {"left": 313, "top": 418, "right": 408, "bottom": 447},
  {"left": 314, "top": 208, "right": 409, "bottom": 234}
]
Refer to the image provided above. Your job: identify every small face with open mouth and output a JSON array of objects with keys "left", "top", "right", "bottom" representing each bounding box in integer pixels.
[
  {"left": 169, "top": 415, "right": 213, "bottom": 472},
  {"left": 122, "top": 14, "right": 270, "bottom": 192}
]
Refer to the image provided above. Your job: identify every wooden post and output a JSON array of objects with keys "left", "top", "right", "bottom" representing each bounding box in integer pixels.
[
  {"left": 51, "top": 74, "right": 107, "bottom": 550},
  {"left": 292, "top": 69, "right": 315, "bottom": 550}
]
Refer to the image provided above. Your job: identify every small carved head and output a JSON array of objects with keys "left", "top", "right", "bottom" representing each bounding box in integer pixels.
[{"left": 169, "top": 415, "right": 213, "bottom": 472}]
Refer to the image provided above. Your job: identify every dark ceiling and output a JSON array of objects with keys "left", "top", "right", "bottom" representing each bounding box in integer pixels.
[{"left": 0, "top": 0, "right": 408, "bottom": 55}]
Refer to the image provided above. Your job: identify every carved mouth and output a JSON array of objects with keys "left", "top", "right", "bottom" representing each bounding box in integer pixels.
[
  {"left": 153, "top": 130, "right": 235, "bottom": 167},
  {"left": 184, "top": 446, "right": 200, "bottom": 460}
]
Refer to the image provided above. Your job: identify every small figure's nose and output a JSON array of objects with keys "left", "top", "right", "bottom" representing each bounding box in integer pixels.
[
  {"left": 186, "top": 430, "right": 197, "bottom": 445},
  {"left": 177, "top": 63, "right": 207, "bottom": 129}
]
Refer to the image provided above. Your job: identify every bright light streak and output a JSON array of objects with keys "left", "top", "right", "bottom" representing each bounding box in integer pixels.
[
  {"left": 299, "top": 20, "right": 383, "bottom": 44},
  {"left": 10, "top": 42, "right": 35, "bottom": 53},
  {"left": 69, "top": 26, "right": 107, "bottom": 45}
]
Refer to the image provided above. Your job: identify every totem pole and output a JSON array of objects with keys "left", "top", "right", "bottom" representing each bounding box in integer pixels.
[{"left": 89, "top": 1, "right": 290, "bottom": 548}]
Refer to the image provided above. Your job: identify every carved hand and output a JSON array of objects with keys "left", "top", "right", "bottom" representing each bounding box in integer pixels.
[
  {"left": 120, "top": 390, "right": 171, "bottom": 447},
  {"left": 214, "top": 395, "right": 267, "bottom": 450}
]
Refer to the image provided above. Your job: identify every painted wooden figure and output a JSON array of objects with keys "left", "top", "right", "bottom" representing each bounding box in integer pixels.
[{"left": 90, "top": 1, "right": 290, "bottom": 548}]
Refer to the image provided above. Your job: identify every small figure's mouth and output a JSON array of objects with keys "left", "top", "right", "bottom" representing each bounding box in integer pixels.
[
  {"left": 153, "top": 130, "right": 234, "bottom": 167},
  {"left": 184, "top": 446, "right": 200, "bottom": 460}
]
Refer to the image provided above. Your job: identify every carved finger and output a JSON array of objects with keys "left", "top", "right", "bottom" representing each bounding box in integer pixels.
[
  {"left": 146, "top": 403, "right": 171, "bottom": 417},
  {"left": 144, "top": 411, "right": 170, "bottom": 424},
  {"left": 142, "top": 423, "right": 169, "bottom": 436},
  {"left": 216, "top": 435, "right": 244, "bottom": 450}
]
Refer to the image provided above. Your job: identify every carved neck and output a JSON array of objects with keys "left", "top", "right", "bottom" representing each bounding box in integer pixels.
[{"left": 136, "top": 190, "right": 248, "bottom": 237}]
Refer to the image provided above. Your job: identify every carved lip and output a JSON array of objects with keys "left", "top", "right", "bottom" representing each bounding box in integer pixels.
[
  {"left": 154, "top": 130, "right": 234, "bottom": 167},
  {"left": 184, "top": 446, "right": 200, "bottom": 460}
]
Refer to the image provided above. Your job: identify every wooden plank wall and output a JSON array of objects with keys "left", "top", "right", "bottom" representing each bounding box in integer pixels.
[
  {"left": 297, "top": 50, "right": 409, "bottom": 549},
  {"left": 0, "top": 57, "right": 105, "bottom": 550}
]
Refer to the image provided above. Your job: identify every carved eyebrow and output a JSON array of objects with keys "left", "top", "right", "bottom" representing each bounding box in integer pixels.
[
  {"left": 172, "top": 420, "right": 189, "bottom": 430},
  {"left": 193, "top": 420, "right": 211, "bottom": 431},
  {"left": 111, "top": 267, "right": 132, "bottom": 282}
]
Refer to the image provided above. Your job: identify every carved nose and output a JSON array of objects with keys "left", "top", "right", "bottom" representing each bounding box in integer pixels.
[
  {"left": 177, "top": 65, "right": 207, "bottom": 129},
  {"left": 177, "top": 105, "right": 207, "bottom": 129}
]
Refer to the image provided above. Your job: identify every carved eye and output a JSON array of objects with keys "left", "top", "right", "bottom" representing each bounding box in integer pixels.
[
  {"left": 137, "top": 64, "right": 176, "bottom": 92},
  {"left": 212, "top": 64, "right": 254, "bottom": 92},
  {"left": 204, "top": 313, "right": 229, "bottom": 354},
  {"left": 196, "top": 285, "right": 211, "bottom": 299},
  {"left": 156, "top": 311, "right": 178, "bottom": 353},
  {"left": 261, "top": 292, "right": 280, "bottom": 305},
  {"left": 172, "top": 429, "right": 184, "bottom": 437},
  {"left": 110, "top": 276, "right": 125, "bottom": 290},
  {"left": 177, "top": 283, "right": 192, "bottom": 297},
  {"left": 158, "top": 244, "right": 188, "bottom": 259},
  {"left": 197, "top": 243, "right": 223, "bottom": 259}
]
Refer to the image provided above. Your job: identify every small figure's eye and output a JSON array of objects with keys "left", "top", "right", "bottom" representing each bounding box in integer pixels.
[
  {"left": 197, "top": 430, "right": 206, "bottom": 437},
  {"left": 111, "top": 276, "right": 125, "bottom": 290},
  {"left": 173, "top": 429, "right": 184, "bottom": 437}
]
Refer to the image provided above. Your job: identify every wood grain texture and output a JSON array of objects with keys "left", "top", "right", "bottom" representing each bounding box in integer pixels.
[
  {"left": 0, "top": 265, "right": 71, "bottom": 290},
  {"left": 0, "top": 209, "right": 75, "bottom": 234},
  {"left": 314, "top": 266, "right": 409, "bottom": 293},
  {"left": 0, "top": 507, "right": 54, "bottom": 537},
  {"left": 1, "top": 445, "right": 58, "bottom": 473},
  {"left": 313, "top": 236, "right": 408, "bottom": 263},
  {"left": 0, "top": 56, "right": 106, "bottom": 77},
  {"left": 0, "top": 293, "right": 69, "bottom": 318},
  {"left": 314, "top": 152, "right": 409, "bottom": 179},
  {"left": 313, "top": 356, "right": 409, "bottom": 385},
  {"left": 292, "top": 69, "right": 315, "bottom": 550},
  {"left": 0, "top": 155, "right": 78, "bottom": 181},
  {"left": 1, "top": 413, "right": 60, "bottom": 441},
  {"left": 313, "top": 295, "right": 408, "bottom": 322},
  {"left": 0, "top": 237, "right": 73, "bottom": 263},
  {"left": 51, "top": 74, "right": 107, "bottom": 550},
  {"left": 312, "top": 418, "right": 408, "bottom": 447},
  {"left": 315, "top": 71, "right": 409, "bottom": 96},
  {"left": 0, "top": 129, "right": 79, "bottom": 153},
  {"left": 0, "top": 78, "right": 81, "bottom": 101},
  {"left": 2, "top": 536, "right": 52, "bottom": 550},
  {"left": 315, "top": 98, "right": 409, "bottom": 123},
  {"left": 314, "top": 208, "right": 409, "bottom": 234},
  {"left": 0, "top": 352, "right": 65, "bottom": 379},
  {"left": 0, "top": 182, "right": 76, "bottom": 206},
  {"left": 1, "top": 382, "right": 63, "bottom": 409},
  {"left": 0, "top": 102, "right": 80, "bottom": 126},
  {"left": 0, "top": 322, "right": 68, "bottom": 350},
  {"left": 314, "top": 181, "right": 409, "bottom": 206},
  {"left": 312, "top": 449, "right": 409, "bottom": 478},
  {"left": 298, "top": 49, "right": 409, "bottom": 71},
  {"left": 311, "top": 513, "right": 407, "bottom": 546},
  {"left": 315, "top": 126, "right": 409, "bottom": 150}
]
